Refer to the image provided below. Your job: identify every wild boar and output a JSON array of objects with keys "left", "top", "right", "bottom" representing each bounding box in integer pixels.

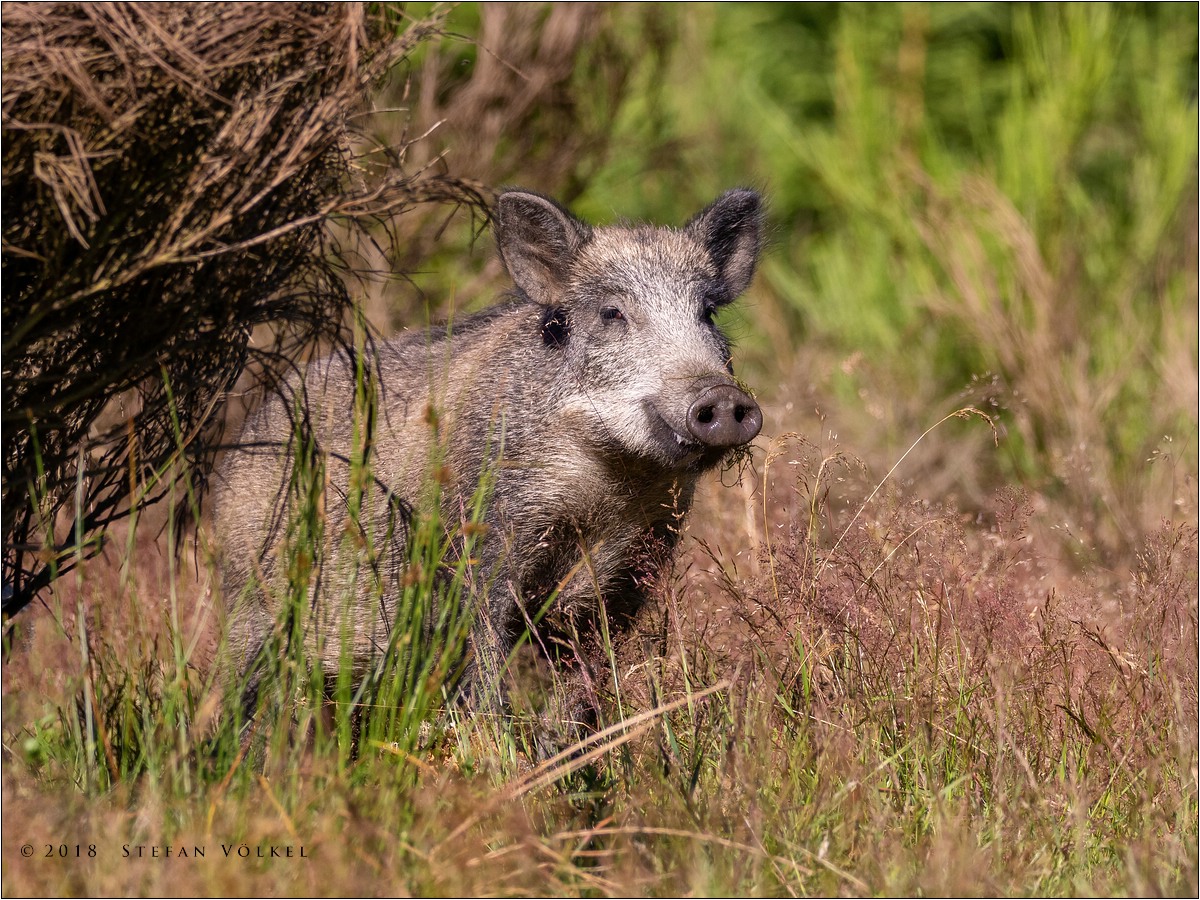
[{"left": 214, "top": 188, "right": 764, "bottom": 741}]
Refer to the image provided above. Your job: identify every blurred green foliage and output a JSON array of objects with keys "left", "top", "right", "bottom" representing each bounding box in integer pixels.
[{"left": 586, "top": 3, "right": 1198, "bottom": 550}]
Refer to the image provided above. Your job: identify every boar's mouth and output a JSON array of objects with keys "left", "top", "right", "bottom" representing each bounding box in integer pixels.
[{"left": 645, "top": 403, "right": 729, "bottom": 471}]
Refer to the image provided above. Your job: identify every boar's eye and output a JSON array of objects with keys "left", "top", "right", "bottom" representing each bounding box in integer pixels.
[
  {"left": 600, "top": 306, "right": 625, "bottom": 323},
  {"left": 702, "top": 303, "right": 718, "bottom": 326}
]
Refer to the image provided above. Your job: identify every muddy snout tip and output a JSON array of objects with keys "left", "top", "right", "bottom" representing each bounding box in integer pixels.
[{"left": 686, "top": 384, "right": 762, "bottom": 449}]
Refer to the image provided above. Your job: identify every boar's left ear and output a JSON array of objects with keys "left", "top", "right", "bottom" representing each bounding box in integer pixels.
[
  {"left": 686, "top": 188, "right": 763, "bottom": 299},
  {"left": 496, "top": 190, "right": 593, "bottom": 307}
]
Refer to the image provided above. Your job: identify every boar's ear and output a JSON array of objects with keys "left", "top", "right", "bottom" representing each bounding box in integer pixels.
[
  {"left": 686, "top": 188, "right": 763, "bottom": 299},
  {"left": 496, "top": 190, "right": 592, "bottom": 306}
]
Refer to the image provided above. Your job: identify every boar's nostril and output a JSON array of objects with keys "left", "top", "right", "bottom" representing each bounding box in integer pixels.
[{"left": 686, "top": 384, "right": 762, "bottom": 449}]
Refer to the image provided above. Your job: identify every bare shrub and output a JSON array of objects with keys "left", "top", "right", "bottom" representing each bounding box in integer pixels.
[{"left": 1, "top": 3, "right": 485, "bottom": 617}]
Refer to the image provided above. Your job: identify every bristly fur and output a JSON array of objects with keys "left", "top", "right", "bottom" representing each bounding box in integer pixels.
[{"left": 215, "top": 188, "right": 765, "bottom": 749}]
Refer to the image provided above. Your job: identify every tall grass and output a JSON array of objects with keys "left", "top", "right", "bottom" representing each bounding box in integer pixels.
[
  {"left": 8, "top": 354, "right": 491, "bottom": 795},
  {"left": 4, "top": 397, "right": 1195, "bottom": 895}
]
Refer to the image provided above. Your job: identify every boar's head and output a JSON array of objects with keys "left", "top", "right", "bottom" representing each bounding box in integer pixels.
[{"left": 496, "top": 188, "right": 764, "bottom": 474}]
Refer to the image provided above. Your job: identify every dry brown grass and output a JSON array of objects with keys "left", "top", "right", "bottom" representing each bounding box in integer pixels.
[{"left": 2, "top": 382, "right": 1196, "bottom": 895}]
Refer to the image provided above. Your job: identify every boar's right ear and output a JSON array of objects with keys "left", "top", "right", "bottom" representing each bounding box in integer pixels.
[
  {"left": 686, "top": 188, "right": 763, "bottom": 299},
  {"left": 495, "top": 190, "right": 592, "bottom": 306}
]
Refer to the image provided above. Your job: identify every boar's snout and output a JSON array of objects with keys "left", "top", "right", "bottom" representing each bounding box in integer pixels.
[{"left": 686, "top": 383, "right": 762, "bottom": 449}]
